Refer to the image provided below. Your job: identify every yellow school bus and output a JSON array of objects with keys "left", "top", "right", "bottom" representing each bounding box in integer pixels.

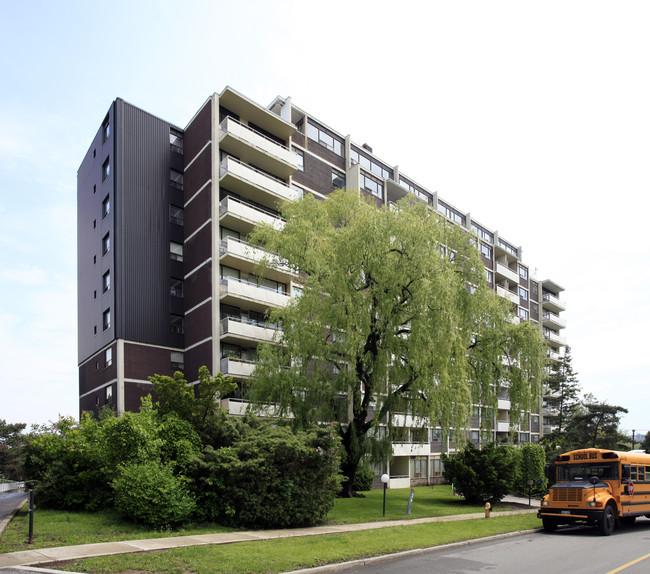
[{"left": 538, "top": 448, "right": 650, "bottom": 535}]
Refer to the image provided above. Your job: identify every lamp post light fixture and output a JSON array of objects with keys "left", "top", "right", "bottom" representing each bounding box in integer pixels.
[{"left": 381, "top": 473, "right": 389, "bottom": 517}]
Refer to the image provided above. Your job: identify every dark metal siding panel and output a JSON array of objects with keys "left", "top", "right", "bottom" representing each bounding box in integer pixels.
[
  {"left": 77, "top": 102, "right": 116, "bottom": 364},
  {"left": 114, "top": 100, "right": 176, "bottom": 347}
]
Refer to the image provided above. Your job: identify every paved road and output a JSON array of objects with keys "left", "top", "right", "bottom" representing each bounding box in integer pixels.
[
  {"left": 343, "top": 518, "right": 650, "bottom": 574},
  {"left": 0, "top": 494, "right": 27, "bottom": 525}
]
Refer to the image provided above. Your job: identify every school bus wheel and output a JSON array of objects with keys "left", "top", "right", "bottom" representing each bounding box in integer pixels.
[
  {"left": 599, "top": 503, "right": 616, "bottom": 536},
  {"left": 542, "top": 517, "right": 558, "bottom": 533}
]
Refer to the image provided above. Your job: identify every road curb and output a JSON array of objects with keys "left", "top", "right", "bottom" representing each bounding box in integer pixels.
[
  {"left": 283, "top": 529, "right": 542, "bottom": 573},
  {"left": 0, "top": 495, "right": 28, "bottom": 540}
]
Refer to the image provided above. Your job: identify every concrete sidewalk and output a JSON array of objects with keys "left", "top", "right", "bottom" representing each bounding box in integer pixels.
[{"left": 0, "top": 497, "right": 537, "bottom": 569}]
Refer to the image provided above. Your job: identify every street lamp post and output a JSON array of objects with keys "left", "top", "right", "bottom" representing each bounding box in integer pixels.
[{"left": 381, "top": 473, "right": 389, "bottom": 517}]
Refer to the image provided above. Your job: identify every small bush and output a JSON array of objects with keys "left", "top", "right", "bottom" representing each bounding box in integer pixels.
[
  {"left": 442, "top": 443, "right": 518, "bottom": 504},
  {"left": 352, "top": 461, "right": 375, "bottom": 492},
  {"left": 193, "top": 423, "right": 342, "bottom": 528},
  {"left": 112, "top": 461, "right": 196, "bottom": 528}
]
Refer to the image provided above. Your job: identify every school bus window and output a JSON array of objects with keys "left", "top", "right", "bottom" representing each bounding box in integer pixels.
[
  {"left": 631, "top": 466, "right": 638, "bottom": 481},
  {"left": 639, "top": 467, "right": 645, "bottom": 481}
]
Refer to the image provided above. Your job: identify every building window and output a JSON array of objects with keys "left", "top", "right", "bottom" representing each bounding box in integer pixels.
[
  {"left": 170, "top": 169, "right": 184, "bottom": 190},
  {"left": 105, "top": 386, "right": 113, "bottom": 405},
  {"left": 102, "top": 195, "right": 110, "bottom": 218},
  {"left": 102, "top": 233, "right": 110, "bottom": 255},
  {"left": 102, "top": 117, "right": 110, "bottom": 143},
  {"left": 519, "top": 265, "right": 528, "bottom": 280},
  {"left": 105, "top": 347, "right": 112, "bottom": 368},
  {"left": 170, "top": 314, "right": 184, "bottom": 334},
  {"left": 485, "top": 269, "right": 494, "bottom": 284},
  {"left": 170, "top": 242, "right": 183, "bottom": 262},
  {"left": 103, "top": 270, "right": 111, "bottom": 293},
  {"left": 480, "top": 243, "right": 492, "bottom": 259},
  {"left": 103, "top": 308, "right": 111, "bottom": 331},
  {"left": 471, "top": 224, "right": 494, "bottom": 243},
  {"left": 102, "top": 157, "right": 110, "bottom": 180},
  {"left": 93, "top": 255, "right": 96, "bottom": 265},
  {"left": 498, "top": 239, "right": 518, "bottom": 257},
  {"left": 169, "top": 205, "right": 184, "bottom": 226},
  {"left": 170, "top": 278, "right": 183, "bottom": 298},
  {"left": 93, "top": 290, "right": 97, "bottom": 300},
  {"left": 291, "top": 183, "right": 304, "bottom": 198},
  {"left": 437, "top": 201, "right": 466, "bottom": 225},
  {"left": 531, "top": 281, "right": 539, "bottom": 298},
  {"left": 518, "top": 307, "right": 529, "bottom": 321},
  {"left": 411, "top": 456, "right": 428, "bottom": 478},
  {"left": 431, "top": 458, "right": 444, "bottom": 477},
  {"left": 519, "top": 287, "right": 528, "bottom": 301},
  {"left": 94, "top": 325, "right": 97, "bottom": 335},
  {"left": 171, "top": 351, "right": 184, "bottom": 371},
  {"left": 93, "top": 219, "right": 96, "bottom": 229},
  {"left": 332, "top": 171, "right": 346, "bottom": 190},
  {"left": 350, "top": 147, "right": 393, "bottom": 180},
  {"left": 294, "top": 149, "right": 304, "bottom": 171},
  {"left": 360, "top": 172, "right": 383, "bottom": 198},
  {"left": 307, "top": 121, "right": 343, "bottom": 155},
  {"left": 170, "top": 130, "right": 183, "bottom": 153}
]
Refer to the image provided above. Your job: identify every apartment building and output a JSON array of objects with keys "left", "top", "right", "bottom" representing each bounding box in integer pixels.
[{"left": 77, "top": 86, "right": 567, "bottom": 487}]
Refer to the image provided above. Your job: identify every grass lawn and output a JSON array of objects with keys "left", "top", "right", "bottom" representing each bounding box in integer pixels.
[
  {"left": 54, "top": 514, "right": 540, "bottom": 574},
  {"left": 1, "top": 485, "right": 539, "bottom": 573}
]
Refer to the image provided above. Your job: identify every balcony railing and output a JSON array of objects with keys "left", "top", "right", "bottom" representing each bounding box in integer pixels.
[
  {"left": 219, "top": 195, "right": 285, "bottom": 230},
  {"left": 219, "top": 156, "right": 299, "bottom": 203},
  {"left": 219, "top": 277, "right": 290, "bottom": 308},
  {"left": 495, "top": 262, "right": 519, "bottom": 283},
  {"left": 219, "top": 236, "right": 295, "bottom": 276},
  {"left": 542, "top": 292, "right": 566, "bottom": 312},
  {"left": 219, "top": 116, "right": 299, "bottom": 173},
  {"left": 220, "top": 316, "right": 280, "bottom": 344},
  {"left": 220, "top": 357, "right": 256, "bottom": 378}
]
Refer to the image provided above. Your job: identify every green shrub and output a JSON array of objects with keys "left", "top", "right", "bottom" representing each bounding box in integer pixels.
[
  {"left": 515, "top": 443, "right": 547, "bottom": 495},
  {"left": 191, "top": 422, "right": 342, "bottom": 528},
  {"left": 352, "top": 460, "right": 375, "bottom": 492},
  {"left": 112, "top": 461, "right": 196, "bottom": 528},
  {"left": 442, "top": 443, "right": 518, "bottom": 504}
]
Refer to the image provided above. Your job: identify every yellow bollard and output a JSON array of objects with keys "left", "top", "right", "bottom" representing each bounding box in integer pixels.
[{"left": 484, "top": 502, "right": 491, "bottom": 518}]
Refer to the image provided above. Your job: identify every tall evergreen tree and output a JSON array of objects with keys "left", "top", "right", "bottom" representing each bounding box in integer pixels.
[
  {"left": 561, "top": 395, "right": 629, "bottom": 450},
  {"left": 546, "top": 346, "right": 581, "bottom": 433}
]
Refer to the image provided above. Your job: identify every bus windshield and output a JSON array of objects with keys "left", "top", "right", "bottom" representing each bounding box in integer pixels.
[{"left": 557, "top": 462, "right": 619, "bottom": 482}]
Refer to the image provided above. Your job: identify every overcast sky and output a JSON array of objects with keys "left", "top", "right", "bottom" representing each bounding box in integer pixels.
[{"left": 1, "top": 0, "right": 649, "bottom": 436}]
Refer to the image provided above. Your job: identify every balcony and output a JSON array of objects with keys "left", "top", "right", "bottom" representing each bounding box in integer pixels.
[
  {"left": 219, "top": 116, "right": 299, "bottom": 180},
  {"left": 219, "top": 196, "right": 285, "bottom": 235},
  {"left": 543, "top": 311, "right": 566, "bottom": 330},
  {"left": 220, "top": 397, "right": 250, "bottom": 416},
  {"left": 220, "top": 317, "right": 279, "bottom": 345},
  {"left": 495, "top": 262, "right": 519, "bottom": 284},
  {"left": 497, "top": 399, "right": 511, "bottom": 410},
  {"left": 219, "top": 236, "right": 296, "bottom": 281},
  {"left": 542, "top": 292, "right": 566, "bottom": 313},
  {"left": 391, "top": 442, "right": 430, "bottom": 456},
  {"left": 219, "top": 156, "right": 299, "bottom": 206},
  {"left": 219, "top": 277, "right": 290, "bottom": 312},
  {"left": 544, "top": 330, "right": 567, "bottom": 347},
  {"left": 220, "top": 357, "right": 256, "bottom": 379},
  {"left": 496, "top": 421, "right": 510, "bottom": 433},
  {"left": 496, "top": 285, "right": 519, "bottom": 304}
]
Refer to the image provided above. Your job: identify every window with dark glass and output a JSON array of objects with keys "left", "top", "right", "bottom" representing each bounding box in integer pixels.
[
  {"left": 170, "top": 242, "right": 183, "bottom": 262},
  {"left": 103, "top": 270, "right": 111, "bottom": 293},
  {"left": 170, "top": 169, "right": 183, "bottom": 190},
  {"left": 102, "top": 157, "right": 110, "bottom": 180},
  {"left": 102, "top": 195, "right": 110, "bottom": 218},
  {"left": 360, "top": 172, "right": 383, "bottom": 198},
  {"left": 332, "top": 171, "right": 345, "bottom": 190},
  {"left": 169, "top": 130, "right": 183, "bottom": 153},
  {"left": 102, "top": 233, "right": 110, "bottom": 255},
  {"left": 103, "top": 308, "right": 111, "bottom": 330},
  {"left": 171, "top": 351, "right": 184, "bottom": 371},
  {"left": 307, "top": 121, "right": 343, "bottom": 155},
  {"left": 170, "top": 278, "right": 183, "bottom": 298},
  {"left": 294, "top": 148, "right": 304, "bottom": 171},
  {"left": 169, "top": 205, "right": 183, "bottom": 226},
  {"left": 102, "top": 117, "right": 110, "bottom": 143},
  {"left": 170, "top": 314, "right": 184, "bottom": 334}
]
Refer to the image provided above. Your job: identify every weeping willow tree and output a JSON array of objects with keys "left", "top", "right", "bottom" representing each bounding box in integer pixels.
[{"left": 248, "top": 189, "right": 546, "bottom": 496}]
